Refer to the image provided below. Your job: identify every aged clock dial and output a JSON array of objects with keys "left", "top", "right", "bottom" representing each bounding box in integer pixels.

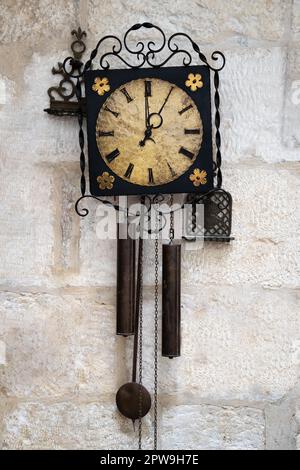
[{"left": 96, "top": 78, "right": 203, "bottom": 187}]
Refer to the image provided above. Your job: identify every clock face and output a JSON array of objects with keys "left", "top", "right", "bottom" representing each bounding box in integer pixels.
[{"left": 95, "top": 78, "right": 203, "bottom": 187}]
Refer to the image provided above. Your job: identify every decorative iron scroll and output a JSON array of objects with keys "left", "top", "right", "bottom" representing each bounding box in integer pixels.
[
  {"left": 75, "top": 193, "right": 168, "bottom": 236},
  {"left": 78, "top": 23, "right": 225, "bottom": 72},
  {"left": 44, "top": 28, "right": 87, "bottom": 116}
]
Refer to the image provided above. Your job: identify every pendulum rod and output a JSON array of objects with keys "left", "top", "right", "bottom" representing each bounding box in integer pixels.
[
  {"left": 132, "top": 235, "right": 143, "bottom": 384},
  {"left": 115, "top": 198, "right": 151, "bottom": 442},
  {"left": 138, "top": 235, "right": 144, "bottom": 449},
  {"left": 132, "top": 197, "right": 145, "bottom": 449}
]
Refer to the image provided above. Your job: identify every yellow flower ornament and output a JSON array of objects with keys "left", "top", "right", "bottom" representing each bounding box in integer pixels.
[
  {"left": 97, "top": 172, "right": 115, "bottom": 190},
  {"left": 92, "top": 77, "right": 110, "bottom": 96},
  {"left": 189, "top": 169, "right": 207, "bottom": 187},
  {"left": 185, "top": 73, "right": 204, "bottom": 92}
]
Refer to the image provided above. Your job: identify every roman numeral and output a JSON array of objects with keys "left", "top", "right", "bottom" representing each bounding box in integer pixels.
[
  {"left": 179, "top": 147, "right": 194, "bottom": 159},
  {"left": 179, "top": 104, "right": 193, "bottom": 115},
  {"left": 145, "top": 80, "right": 152, "bottom": 97},
  {"left": 124, "top": 163, "right": 134, "bottom": 179},
  {"left": 167, "top": 162, "right": 177, "bottom": 178},
  {"left": 120, "top": 87, "right": 133, "bottom": 103},
  {"left": 106, "top": 148, "right": 120, "bottom": 163},
  {"left": 98, "top": 130, "right": 114, "bottom": 137},
  {"left": 185, "top": 129, "right": 201, "bottom": 135},
  {"left": 104, "top": 106, "right": 119, "bottom": 118},
  {"left": 148, "top": 168, "right": 154, "bottom": 184}
]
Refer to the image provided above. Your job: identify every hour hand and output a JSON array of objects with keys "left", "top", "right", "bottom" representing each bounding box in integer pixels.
[
  {"left": 144, "top": 81, "right": 152, "bottom": 128},
  {"left": 139, "top": 126, "right": 155, "bottom": 147}
]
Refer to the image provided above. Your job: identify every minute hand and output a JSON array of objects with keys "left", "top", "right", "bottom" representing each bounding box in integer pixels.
[{"left": 158, "top": 86, "right": 174, "bottom": 116}]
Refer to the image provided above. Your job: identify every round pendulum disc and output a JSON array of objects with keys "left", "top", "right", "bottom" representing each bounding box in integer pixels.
[{"left": 116, "top": 382, "right": 151, "bottom": 420}]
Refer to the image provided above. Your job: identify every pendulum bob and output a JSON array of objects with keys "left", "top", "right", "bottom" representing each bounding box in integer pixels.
[
  {"left": 116, "top": 237, "right": 152, "bottom": 422},
  {"left": 116, "top": 382, "right": 151, "bottom": 420},
  {"left": 116, "top": 225, "right": 136, "bottom": 336},
  {"left": 162, "top": 244, "right": 181, "bottom": 358}
]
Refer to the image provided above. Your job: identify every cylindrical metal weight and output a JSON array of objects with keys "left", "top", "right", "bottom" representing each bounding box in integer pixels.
[
  {"left": 116, "top": 224, "right": 136, "bottom": 336},
  {"left": 162, "top": 244, "right": 181, "bottom": 358}
]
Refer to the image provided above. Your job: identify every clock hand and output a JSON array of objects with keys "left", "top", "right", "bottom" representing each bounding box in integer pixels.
[
  {"left": 158, "top": 86, "right": 174, "bottom": 116},
  {"left": 139, "top": 84, "right": 174, "bottom": 146},
  {"left": 139, "top": 125, "right": 156, "bottom": 147},
  {"left": 145, "top": 87, "right": 150, "bottom": 129},
  {"left": 147, "top": 86, "right": 174, "bottom": 131}
]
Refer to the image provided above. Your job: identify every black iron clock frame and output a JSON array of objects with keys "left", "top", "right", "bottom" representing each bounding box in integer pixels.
[{"left": 44, "top": 23, "right": 233, "bottom": 243}]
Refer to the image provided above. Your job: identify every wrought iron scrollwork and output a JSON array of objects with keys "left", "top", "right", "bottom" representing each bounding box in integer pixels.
[
  {"left": 44, "top": 27, "right": 87, "bottom": 117},
  {"left": 81, "top": 22, "right": 225, "bottom": 72}
]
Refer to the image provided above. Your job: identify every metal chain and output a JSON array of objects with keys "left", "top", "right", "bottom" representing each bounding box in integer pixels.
[
  {"left": 138, "top": 235, "right": 144, "bottom": 450},
  {"left": 154, "top": 204, "right": 160, "bottom": 450},
  {"left": 169, "top": 194, "right": 174, "bottom": 244}
]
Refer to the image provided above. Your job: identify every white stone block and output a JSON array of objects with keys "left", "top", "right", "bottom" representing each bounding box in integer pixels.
[
  {"left": 0, "top": 79, "right": 6, "bottom": 104},
  {"left": 222, "top": 47, "right": 298, "bottom": 163},
  {"left": 0, "top": 158, "right": 55, "bottom": 288},
  {"left": 1, "top": 401, "right": 152, "bottom": 450},
  {"left": 292, "top": 0, "right": 300, "bottom": 41},
  {"left": 0, "top": 290, "right": 119, "bottom": 398},
  {"left": 161, "top": 405, "right": 265, "bottom": 450},
  {"left": 88, "top": 0, "right": 289, "bottom": 43},
  {"left": 1, "top": 400, "right": 265, "bottom": 450},
  {"left": 140, "top": 287, "right": 300, "bottom": 402},
  {"left": 0, "top": 1, "right": 76, "bottom": 44},
  {"left": 283, "top": 48, "right": 300, "bottom": 148},
  {"left": 0, "top": 340, "right": 6, "bottom": 365}
]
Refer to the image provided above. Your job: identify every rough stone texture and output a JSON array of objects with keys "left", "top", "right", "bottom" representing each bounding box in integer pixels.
[
  {"left": 283, "top": 47, "right": 300, "bottom": 148},
  {"left": 0, "top": 342, "right": 6, "bottom": 365},
  {"left": 0, "top": 1, "right": 77, "bottom": 45},
  {"left": 0, "top": 159, "right": 54, "bottom": 288},
  {"left": 292, "top": 0, "right": 300, "bottom": 41},
  {"left": 0, "top": 290, "right": 119, "bottom": 398},
  {"left": 265, "top": 393, "right": 300, "bottom": 450},
  {"left": 222, "top": 47, "right": 299, "bottom": 162},
  {"left": 88, "top": 0, "right": 290, "bottom": 43},
  {"left": 1, "top": 402, "right": 148, "bottom": 449},
  {"left": 138, "top": 287, "right": 300, "bottom": 402},
  {"left": 1, "top": 401, "right": 265, "bottom": 450},
  {"left": 0, "top": 0, "right": 299, "bottom": 451},
  {"left": 162, "top": 405, "right": 265, "bottom": 450}
]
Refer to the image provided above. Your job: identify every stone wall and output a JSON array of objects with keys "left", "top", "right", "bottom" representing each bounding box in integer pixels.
[{"left": 0, "top": 0, "right": 299, "bottom": 450}]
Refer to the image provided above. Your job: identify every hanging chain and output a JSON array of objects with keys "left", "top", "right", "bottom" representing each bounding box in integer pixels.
[
  {"left": 169, "top": 194, "right": 174, "bottom": 244},
  {"left": 134, "top": 197, "right": 145, "bottom": 450},
  {"left": 138, "top": 234, "right": 144, "bottom": 450},
  {"left": 154, "top": 203, "right": 160, "bottom": 450}
]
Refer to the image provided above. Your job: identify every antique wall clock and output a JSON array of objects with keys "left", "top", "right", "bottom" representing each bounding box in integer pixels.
[
  {"left": 85, "top": 66, "right": 213, "bottom": 196},
  {"left": 45, "top": 24, "right": 233, "bottom": 450}
]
